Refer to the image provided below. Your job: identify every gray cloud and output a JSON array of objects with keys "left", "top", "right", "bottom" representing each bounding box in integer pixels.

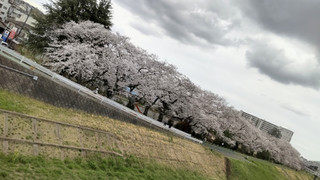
[
  {"left": 246, "top": 42, "right": 320, "bottom": 88},
  {"left": 116, "top": 0, "right": 241, "bottom": 47},
  {"left": 129, "top": 21, "right": 162, "bottom": 37},
  {"left": 280, "top": 103, "right": 309, "bottom": 117},
  {"left": 237, "top": 0, "right": 320, "bottom": 88},
  {"left": 260, "top": 93, "right": 309, "bottom": 117},
  {"left": 117, "top": 0, "right": 320, "bottom": 88},
  {"left": 238, "top": 0, "right": 320, "bottom": 49}
]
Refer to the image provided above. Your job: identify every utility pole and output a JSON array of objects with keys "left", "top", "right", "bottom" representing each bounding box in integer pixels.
[{"left": 14, "top": 6, "right": 32, "bottom": 40}]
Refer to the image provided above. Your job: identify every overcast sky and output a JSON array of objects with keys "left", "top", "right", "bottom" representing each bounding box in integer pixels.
[{"left": 30, "top": 0, "right": 320, "bottom": 161}]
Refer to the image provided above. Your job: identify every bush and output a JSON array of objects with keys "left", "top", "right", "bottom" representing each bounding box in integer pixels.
[
  {"left": 223, "top": 129, "right": 233, "bottom": 139},
  {"left": 174, "top": 121, "right": 192, "bottom": 133},
  {"left": 256, "top": 150, "right": 271, "bottom": 161}
]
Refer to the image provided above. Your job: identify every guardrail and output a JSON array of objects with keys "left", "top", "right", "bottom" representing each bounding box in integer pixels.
[
  {"left": 0, "top": 63, "right": 38, "bottom": 80},
  {"left": 0, "top": 45, "right": 203, "bottom": 144}
]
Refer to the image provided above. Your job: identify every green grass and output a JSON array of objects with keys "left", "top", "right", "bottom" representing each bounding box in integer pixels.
[
  {"left": 0, "top": 88, "right": 314, "bottom": 180},
  {"left": 0, "top": 88, "right": 210, "bottom": 179},
  {"left": 0, "top": 88, "right": 94, "bottom": 121},
  {"left": 229, "top": 158, "right": 313, "bottom": 180},
  {"left": 0, "top": 90, "right": 29, "bottom": 113},
  {"left": 0, "top": 153, "right": 207, "bottom": 180},
  {"left": 229, "top": 158, "right": 286, "bottom": 180},
  {"left": 16, "top": 46, "right": 45, "bottom": 64}
]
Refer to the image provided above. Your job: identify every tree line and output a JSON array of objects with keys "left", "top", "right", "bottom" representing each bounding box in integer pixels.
[{"left": 26, "top": 0, "right": 303, "bottom": 170}]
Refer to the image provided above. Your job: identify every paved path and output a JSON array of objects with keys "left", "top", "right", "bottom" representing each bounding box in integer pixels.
[{"left": 204, "top": 142, "right": 251, "bottom": 163}]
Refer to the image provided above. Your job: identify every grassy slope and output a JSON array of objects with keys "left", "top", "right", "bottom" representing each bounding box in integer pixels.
[
  {"left": 0, "top": 89, "right": 225, "bottom": 179},
  {"left": 0, "top": 153, "right": 207, "bottom": 180},
  {"left": 0, "top": 89, "right": 314, "bottom": 180},
  {"left": 229, "top": 158, "right": 313, "bottom": 180}
]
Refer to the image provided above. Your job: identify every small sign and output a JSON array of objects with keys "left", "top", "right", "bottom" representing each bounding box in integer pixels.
[
  {"left": 8, "top": 27, "right": 18, "bottom": 40},
  {"left": 1, "top": 30, "right": 10, "bottom": 42}
]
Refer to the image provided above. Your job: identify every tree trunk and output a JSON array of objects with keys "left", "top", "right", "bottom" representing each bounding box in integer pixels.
[
  {"left": 143, "top": 97, "right": 159, "bottom": 116},
  {"left": 143, "top": 106, "right": 151, "bottom": 116},
  {"left": 106, "top": 89, "right": 113, "bottom": 98},
  {"left": 126, "top": 96, "right": 135, "bottom": 110},
  {"left": 158, "top": 112, "right": 164, "bottom": 122}
]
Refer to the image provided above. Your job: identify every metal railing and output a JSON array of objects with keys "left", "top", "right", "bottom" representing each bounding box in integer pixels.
[
  {"left": 0, "top": 63, "right": 38, "bottom": 80},
  {"left": 0, "top": 45, "right": 203, "bottom": 144}
]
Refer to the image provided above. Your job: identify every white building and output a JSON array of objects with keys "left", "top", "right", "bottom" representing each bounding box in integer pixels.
[
  {"left": 0, "top": 0, "right": 11, "bottom": 22},
  {"left": 241, "top": 111, "right": 294, "bottom": 142},
  {"left": 7, "top": 0, "right": 37, "bottom": 42},
  {"left": 302, "top": 158, "right": 320, "bottom": 177},
  {"left": 0, "top": 0, "right": 38, "bottom": 43}
]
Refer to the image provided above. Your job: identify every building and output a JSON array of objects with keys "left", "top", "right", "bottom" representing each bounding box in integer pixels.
[
  {"left": 0, "top": 0, "right": 11, "bottom": 22},
  {"left": 241, "top": 111, "right": 294, "bottom": 142},
  {"left": 302, "top": 158, "right": 320, "bottom": 177},
  {"left": 0, "top": 0, "right": 38, "bottom": 43}
]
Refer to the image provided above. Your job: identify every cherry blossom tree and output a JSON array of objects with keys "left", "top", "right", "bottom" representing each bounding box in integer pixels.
[
  {"left": 27, "top": 0, "right": 112, "bottom": 52},
  {"left": 45, "top": 21, "right": 303, "bottom": 170},
  {"left": 45, "top": 21, "right": 140, "bottom": 98}
]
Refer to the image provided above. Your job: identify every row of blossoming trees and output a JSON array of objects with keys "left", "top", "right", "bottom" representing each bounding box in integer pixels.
[{"left": 44, "top": 21, "right": 303, "bottom": 169}]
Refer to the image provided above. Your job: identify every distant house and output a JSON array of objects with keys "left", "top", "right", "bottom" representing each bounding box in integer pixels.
[
  {"left": 0, "top": 0, "right": 11, "bottom": 31},
  {"left": 302, "top": 158, "right": 320, "bottom": 177},
  {"left": 0, "top": 0, "right": 11, "bottom": 22},
  {"left": 0, "top": 0, "right": 40, "bottom": 44},
  {"left": 241, "top": 111, "right": 294, "bottom": 142}
]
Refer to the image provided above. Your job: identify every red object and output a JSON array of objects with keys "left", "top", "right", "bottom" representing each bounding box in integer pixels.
[
  {"left": 8, "top": 28, "right": 17, "bottom": 40},
  {"left": 135, "top": 104, "right": 142, "bottom": 114}
]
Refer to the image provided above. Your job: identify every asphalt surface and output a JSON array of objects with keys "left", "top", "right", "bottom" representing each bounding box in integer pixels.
[{"left": 204, "top": 142, "right": 252, "bottom": 163}]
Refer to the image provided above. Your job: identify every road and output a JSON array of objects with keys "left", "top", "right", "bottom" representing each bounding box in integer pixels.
[{"left": 204, "top": 142, "right": 252, "bottom": 163}]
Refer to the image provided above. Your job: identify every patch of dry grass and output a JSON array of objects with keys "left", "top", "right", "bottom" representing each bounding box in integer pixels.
[
  {"left": 1, "top": 89, "right": 313, "bottom": 180},
  {"left": 276, "top": 166, "right": 313, "bottom": 180},
  {"left": 0, "top": 89, "right": 226, "bottom": 179}
]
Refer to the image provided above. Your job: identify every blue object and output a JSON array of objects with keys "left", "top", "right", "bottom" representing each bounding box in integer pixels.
[{"left": 2, "top": 30, "right": 10, "bottom": 42}]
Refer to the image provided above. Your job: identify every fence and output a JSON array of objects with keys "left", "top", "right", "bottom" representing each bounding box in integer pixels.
[
  {"left": 0, "top": 109, "right": 122, "bottom": 159},
  {"left": 0, "top": 109, "right": 225, "bottom": 177},
  {"left": 0, "top": 45, "right": 202, "bottom": 144}
]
